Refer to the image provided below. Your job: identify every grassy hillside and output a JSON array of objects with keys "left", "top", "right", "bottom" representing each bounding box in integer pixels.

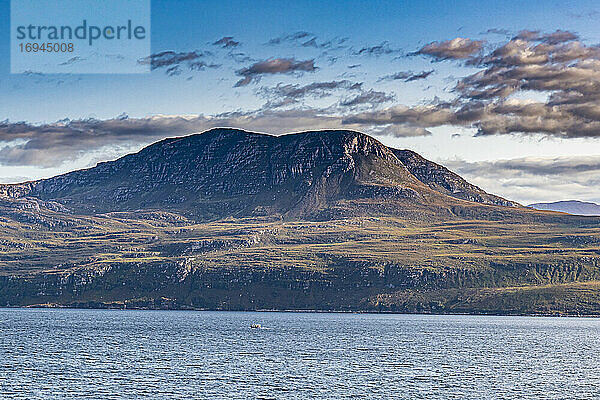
[{"left": 1, "top": 199, "right": 600, "bottom": 314}]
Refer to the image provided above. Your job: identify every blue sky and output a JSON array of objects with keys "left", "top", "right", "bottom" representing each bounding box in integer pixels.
[
  {"left": 3, "top": 0, "right": 600, "bottom": 122},
  {"left": 2, "top": 0, "right": 600, "bottom": 204}
]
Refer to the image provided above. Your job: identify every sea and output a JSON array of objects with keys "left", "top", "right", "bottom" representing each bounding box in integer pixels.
[{"left": 1, "top": 309, "right": 599, "bottom": 399}]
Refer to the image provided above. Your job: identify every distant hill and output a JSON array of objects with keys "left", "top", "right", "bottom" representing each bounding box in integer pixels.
[{"left": 528, "top": 200, "right": 600, "bottom": 216}]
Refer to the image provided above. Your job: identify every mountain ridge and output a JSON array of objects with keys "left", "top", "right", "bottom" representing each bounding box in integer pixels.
[{"left": 392, "top": 149, "right": 519, "bottom": 207}]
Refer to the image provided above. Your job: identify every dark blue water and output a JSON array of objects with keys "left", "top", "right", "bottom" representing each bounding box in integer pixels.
[{"left": 1, "top": 309, "right": 599, "bottom": 399}]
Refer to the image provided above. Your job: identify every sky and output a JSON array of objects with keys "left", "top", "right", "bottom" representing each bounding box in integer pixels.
[{"left": 2, "top": 0, "right": 600, "bottom": 204}]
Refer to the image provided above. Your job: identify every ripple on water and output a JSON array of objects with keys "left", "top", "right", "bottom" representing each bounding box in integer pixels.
[{"left": 1, "top": 310, "right": 600, "bottom": 399}]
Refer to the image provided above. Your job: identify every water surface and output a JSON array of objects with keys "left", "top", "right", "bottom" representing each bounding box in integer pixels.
[{"left": 1, "top": 309, "right": 599, "bottom": 399}]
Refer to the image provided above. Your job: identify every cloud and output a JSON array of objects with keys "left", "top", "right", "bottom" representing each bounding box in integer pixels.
[
  {"left": 568, "top": 10, "right": 600, "bottom": 20},
  {"left": 234, "top": 58, "right": 317, "bottom": 86},
  {"left": 0, "top": 115, "right": 211, "bottom": 168},
  {"left": 378, "top": 70, "right": 434, "bottom": 82},
  {"left": 2, "top": 112, "right": 588, "bottom": 201},
  {"left": 139, "top": 51, "right": 203, "bottom": 68},
  {"left": 138, "top": 51, "right": 220, "bottom": 75},
  {"left": 342, "top": 103, "right": 455, "bottom": 126},
  {"left": 368, "top": 124, "right": 433, "bottom": 138},
  {"left": 267, "top": 32, "right": 348, "bottom": 50},
  {"left": 414, "top": 38, "right": 485, "bottom": 60},
  {"left": 512, "top": 29, "right": 578, "bottom": 45},
  {"left": 18, "top": 70, "right": 81, "bottom": 87},
  {"left": 339, "top": 90, "right": 395, "bottom": 108},
  {"left": 449, "top": 155, "right": 600, "bottom": 176},
  {"left": 267, "top": 32, "right": 313, "bottom": 45},
  {"left": 354, "top": 41, "right": 401, "bottom": 56},
  {"left": 354, "top": 30, "right": 600, "bottom": 139},
  {"left": 257, "top": 80, "right": 395, "bottom": 112},
  {"left": 484, "top": 28, "right": 511, "bottom": 36},
  {"left": 443, "top": 156, "right": 600, "bottom": 204},
  {"left": 0, "top": 108, "right": 432, "bottom": 169},
  {"left": 213, "top": 36, "right": 240, "bottom": 48},
  {"left": 257, "top": 80, "right": 363, "bottom": 108},
  {"left": 58, "top": 56, "right": 84, "bottom": 66}
]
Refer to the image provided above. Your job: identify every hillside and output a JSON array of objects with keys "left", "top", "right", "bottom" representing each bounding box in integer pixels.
[{"left": 1, "top": 128, "right": 600, "bottom": 314}]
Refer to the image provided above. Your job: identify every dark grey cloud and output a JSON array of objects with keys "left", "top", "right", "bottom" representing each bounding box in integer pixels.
[
  {"left": 353, "top": 41, "right": 401, "bottom": 57},
  {"left": 513, "top": 29, "right": 578, "bottom": 45},
  {"left": 212, "top": 108, "right": 429, "bottom": 137},
  {"left": 405, "top": 70, "right": 434, "bottom": 82},
  {"left": 366, "top": 124, "right": 432, "bottom": 138},
  {"left": 267, "top": 32, "right": 348, "bottom": 50},
  {"left": 257, "top": 80, "right": 363, "bottom": 108},
  {"left": 227, "top": 52, "right": 254, "bottom": 63},
  {"left": 342, "top": 103, "right": 454, "bottom": 127},
  {"left": 139, "top": 51, "right": 203, "bottom": 68},
  {"left": 234, "top": 58, "right": 317, "bottom": 87},
  {"left": 22, "top": 70, "right": 45, "bottom": 77},
  {"left": 339, "top": 90, "right": 395, "bottom": 108},
  {"left": 414, "top": 38, "right": 485, "bottom": 60},
  {"left": 378, "top": 70, "right": 434, "bottom": 82},
  {"left": 0, "top": 115, "right": 241, "bottom": 167},
  {"left": 268, "top": 33, "right": 402, "bottom": 59},
  {"left": 138, "top": 51, "right": 220, "bottom": 75},
  {"left": 165, "top": 66, "right": 181, "bottom": 76},
  {"left": 0, "top": 116, "right": 178, "bottom": 167},
  {"left": 267, "top": 31, "right": 313, "bottom": 45},
  {"left": 58, "top": 56, "right": 84, "bottom": 66},
  {"left": 484, "top": 28, "right": 511, "bottom": 35},
  {"left": 213, "top": 36, "right": 240, "bottom": 48}
]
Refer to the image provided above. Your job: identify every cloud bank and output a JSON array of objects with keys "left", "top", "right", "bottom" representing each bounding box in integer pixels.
[
  {"left": 363, "top": 30, "right": 600, "bottom": 139},
  {"left": 444, "top": 155, "right": 600, "bottom": 204},
  {"left": 0, "top": 109, "right": 430, "bottom": 168}
]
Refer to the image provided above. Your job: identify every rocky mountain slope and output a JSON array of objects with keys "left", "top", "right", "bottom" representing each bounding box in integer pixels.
[
  {"left": 0, "top": 128, "right": 518, "bottom": 220},
  {"left": 392, "top": 149, "right": 519, "bottom": 207},
  {"left": 1, "top": 128, "right": 599, "bottom": 314}
]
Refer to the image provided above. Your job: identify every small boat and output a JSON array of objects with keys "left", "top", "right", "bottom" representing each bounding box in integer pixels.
[{"left": 250, "top": 323, "right": 262, "bottom": 329}]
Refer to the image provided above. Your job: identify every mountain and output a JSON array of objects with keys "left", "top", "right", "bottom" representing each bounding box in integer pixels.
[
  {"left": 1, "top": 128, "right": 600, "bottom": 315},
  {"left": 0, "top": 128, "right": 518, "bottom": 220},
  {"left": 528, "top": 200, "right": 600, "bottom": 216}
]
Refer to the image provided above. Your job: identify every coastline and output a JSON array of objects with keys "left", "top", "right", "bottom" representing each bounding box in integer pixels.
[{"left": 4, "top": 304, "right": 599, "bottom": 318}]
